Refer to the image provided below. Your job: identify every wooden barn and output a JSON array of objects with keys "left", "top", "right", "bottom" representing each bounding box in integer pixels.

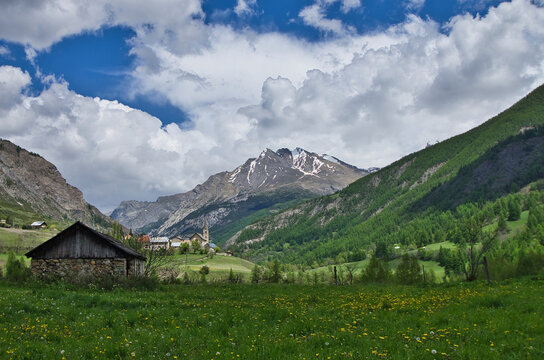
[{"left": 26, "top": 221, "right": 146, "bottom": 278}]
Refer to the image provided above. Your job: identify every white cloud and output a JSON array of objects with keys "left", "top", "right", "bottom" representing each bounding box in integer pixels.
[
  {"left": 1, "top": 0, "right": 544, "bottom": 212},
  {"left": 299, "top": 5, "right": 351, "bottom": 35},
  {"left": 239, "top": 0, "right": 544, "bottom": 167},
  {"left": 0, "top": 73, "right": 211, "bottom": 210},
  {"left": 339, "top": 0, "right": 361, "bottom": 13},
  {"left": 406, "top": 0, "right": 426, "bottom": 10},
  {"left": 0, "top": 45, "right": 10, "bottom": 57},
  {"left": 0, "top": 0, "right": 204, "bottom": 50},
  {"left": 234, "top": 0, "right": 257, "bottom": 16},
  {"left": 0, "top": 66, "right": 31, "bottom": 111},
  {"left": 299, "top": 0, "right": 361, "bottom": 35}
]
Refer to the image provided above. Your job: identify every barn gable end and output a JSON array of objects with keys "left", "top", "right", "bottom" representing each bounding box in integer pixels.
[{"left": 26, "top": 221, "right": 146, "bottom": 278}]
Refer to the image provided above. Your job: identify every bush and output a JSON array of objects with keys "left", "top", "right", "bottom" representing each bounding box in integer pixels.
[
  {"left": 516, "top": 250, "right": 544, "bottom": 277},
  {"left": 4, "top": 253, "right": 31, "bottom": 282},
  {"left": 199, "top": 265, "right": 210, "bottom": 275},
  {"left": 228, "top": 268, "right": 242, "bottom": 283}
]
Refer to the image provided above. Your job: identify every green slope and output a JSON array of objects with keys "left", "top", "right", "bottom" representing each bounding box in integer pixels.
[{"left": 230, "top": 84, "right": 544, "bottom": 264}]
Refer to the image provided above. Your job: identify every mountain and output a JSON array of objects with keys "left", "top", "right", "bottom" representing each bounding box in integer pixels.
[
  {"left": 227, "top": 84, "right": 544, "bottom": 264},
  {"left": 111, "top": 148, "right": 375, "bottom": 242},
  {"left": 0, "top": 139, "right": 112, "bottom": 229}
]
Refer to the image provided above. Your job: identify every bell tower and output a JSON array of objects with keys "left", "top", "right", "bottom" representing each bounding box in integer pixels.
[{"left": 203, "top": 218, "right": 209, "bottom": 243}]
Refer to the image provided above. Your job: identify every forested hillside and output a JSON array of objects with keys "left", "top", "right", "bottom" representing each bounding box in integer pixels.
[{"left": 228, "top": 84, "right": 544, "bottom": 265}]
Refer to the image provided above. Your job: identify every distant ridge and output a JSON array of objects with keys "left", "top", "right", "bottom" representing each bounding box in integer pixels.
[{"left": 112, "top": 148, "right": 375, "bottom": 243}]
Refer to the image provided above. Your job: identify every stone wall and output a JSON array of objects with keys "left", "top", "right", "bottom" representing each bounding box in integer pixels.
[
  {"left": 31, "top": 258, "right": 127, "bottom": 278},
  {"left": 127, "top": 258, "right": 145, "bottom": 277}
]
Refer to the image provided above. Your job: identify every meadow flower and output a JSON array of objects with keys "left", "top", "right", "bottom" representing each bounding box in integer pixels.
[{"left": 431, "top": 349, "right": 437, "bottom": 354}]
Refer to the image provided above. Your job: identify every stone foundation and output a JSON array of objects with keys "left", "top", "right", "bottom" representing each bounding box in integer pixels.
[{"left": 31, "top": 258, "right": 127, "bottom": 278}]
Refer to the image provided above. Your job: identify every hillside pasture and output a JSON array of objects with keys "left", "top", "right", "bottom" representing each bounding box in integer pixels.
[
  {"left": 0, "top": 227, "right": 58, "bottom": 254},
  {"left": 165, "top": 254, "right": 255, "bottom": 280}
]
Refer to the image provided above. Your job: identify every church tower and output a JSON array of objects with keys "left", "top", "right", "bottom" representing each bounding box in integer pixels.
[{"left": 203, "top": 218, "right": 209, "bottom": 243}]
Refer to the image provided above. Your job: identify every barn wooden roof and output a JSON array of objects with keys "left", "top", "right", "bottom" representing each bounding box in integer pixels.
[{"left": 26, "top": 221, "right": 146, "bottom": 260}]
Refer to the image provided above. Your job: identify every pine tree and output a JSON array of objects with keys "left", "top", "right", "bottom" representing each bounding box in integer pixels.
[
  {"left": 251, "top": 264, "right": 262, "bottom": 283},
  {"left": 507, "top": 197, "right": 521, "bottom": 221},
  {"left": 361, "top": 254, "right": 390, "bottom": 283},
  {"left": 395, "top": 253, "right": 423, "bottom": 285}
]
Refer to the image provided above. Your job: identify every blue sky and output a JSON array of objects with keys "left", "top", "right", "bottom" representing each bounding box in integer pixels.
[{"left": 1, "top": 0, "right": 543, "bottom": 211}]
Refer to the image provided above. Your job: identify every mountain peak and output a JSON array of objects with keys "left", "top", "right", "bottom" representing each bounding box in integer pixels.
[{"left": 112, "top": 147, "right": 375, "bottom": 235}]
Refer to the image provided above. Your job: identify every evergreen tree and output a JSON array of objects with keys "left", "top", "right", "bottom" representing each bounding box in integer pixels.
[
  {"left": 395, "top": 253, "right": 423, "bottom": 285},
  {"left": 507, "top": 197, "right": 521, "bottom": 221},
  {"left": 251, "top": 264, "right": 263, "bottom": 283},
  {"left": 497, "top": 213, "right": 508, "bottom": 232},
  {"left": 527, "top": 206, "right": 544, "bottom": 231},
  {"left": 269, "top": 259, "right": 282, "bottom": 283},
  {"left": 110, "top": 221, "right": 124, "bottom": 241},
  {"left": 361, "top": 254, "right": 390, "bottom": 283},
  {"left": 375, "top": 241, "right": 391, "bottom": 260}
]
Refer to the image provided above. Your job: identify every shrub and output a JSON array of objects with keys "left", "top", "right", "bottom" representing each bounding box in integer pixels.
[
  {"left": 5, "top": 252, "right": 31, "bottom": 282},
  {"left": 199, "top": 265, "right": 210, "bottom": 275}
]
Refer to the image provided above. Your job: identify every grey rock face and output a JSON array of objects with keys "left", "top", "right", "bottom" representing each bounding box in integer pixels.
[{"left": 0, "top": 139, "right": 110, "bottom": 227}]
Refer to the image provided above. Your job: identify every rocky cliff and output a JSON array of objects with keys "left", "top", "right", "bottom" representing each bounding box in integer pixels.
[{"left": 0, "top": 139, "right": 111, "bottom": 228}]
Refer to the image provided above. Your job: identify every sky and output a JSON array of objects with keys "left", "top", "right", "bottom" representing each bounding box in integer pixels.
[{"left": 1, "top": 0, "right": 544, "bottom": 212}]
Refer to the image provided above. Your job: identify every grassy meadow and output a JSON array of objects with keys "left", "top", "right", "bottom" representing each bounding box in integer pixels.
[
  {"left": 0, "top": 278, "right": 542, "bottom": 359},
  {"left": 168, "top": 254, "right": 255, "bottom": 274},
  {"left": 0, "top": 227, "right": 58, "bottom": 254}
]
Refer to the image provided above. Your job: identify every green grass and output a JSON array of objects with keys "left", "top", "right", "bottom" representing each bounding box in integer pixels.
[
  {"left": 421, "top": 241, "right": 457, "bottom": 252},
  {"left": 307, "top": 241, "right": 455, "bottom": 282},
  {"left": 482, "top": 211, "right": 530, "bottom": 241},
  {"left": 0, "top": 278, "right": 542, "bottom": 359},
  {"left": 508, "top": 210, "right": 529, "bottom": 235},
  {"left": 169, "top": 254, "right": 255, "bottom": 274},
  {"left": 0, "top": 228, "right": 58, "bottom": 254}
]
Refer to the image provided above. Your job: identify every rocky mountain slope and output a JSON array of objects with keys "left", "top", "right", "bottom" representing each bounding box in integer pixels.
[
  {"left": 112, "top": 148, "right": 375, "bottom": 241},
  {"left": 227, "top": 84, "right": 544, "bottom": 263},
  {"left": 0, "top": 139, "right": 112, "bottom": 229}
]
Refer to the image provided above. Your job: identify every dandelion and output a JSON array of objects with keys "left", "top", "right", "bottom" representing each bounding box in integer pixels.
[
  {"left": 431, "top": 349, "right": 437, "bottom": 354},
  {"left": 216, "top": 351, "right": 221, "bottom": 355},
  {"left": 324, "top": 342, "right": 330, "bottom": 346}
]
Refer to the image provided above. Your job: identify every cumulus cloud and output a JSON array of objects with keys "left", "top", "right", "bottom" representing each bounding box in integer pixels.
[
  {"left": 0, "top": 66, "right": 31, "bottom": 111},
  {"left": 0, "top": 0, "right": 204, "bottom": 50},
  {"left": 240, "top": 0, "right": 544, "bottom": 167},
  {"left": 0, "top": 72, "right": 214, "bottom": 210},
  {"left": 1, "top": 0, "right": 544, "bottom": 212},
  {"left": 299, "top": 0, "right": 360, "bottom": 35}
]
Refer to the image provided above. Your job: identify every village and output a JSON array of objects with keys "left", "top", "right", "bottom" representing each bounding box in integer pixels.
[{"left": 10, "top": 218, "right": 234, "bottom": 279}]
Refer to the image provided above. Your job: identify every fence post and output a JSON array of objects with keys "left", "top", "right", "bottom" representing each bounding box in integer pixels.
[
  {"left": 334, "top": 266, "right": 338, "bottom": 285},
  {"left": 483, "top": 256, "right": 491, "bottom": 284},
  {"left": 422, "top": 264, "right": 426, "bottom": 283}
]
